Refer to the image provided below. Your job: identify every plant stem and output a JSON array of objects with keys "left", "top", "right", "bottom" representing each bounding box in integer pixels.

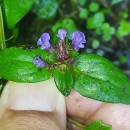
[
  {"left": 0, "top": 6, "right": 6, "bottom": 49},
  {"left": 68, "top": 118, "right": 85, "bottom": 130}
]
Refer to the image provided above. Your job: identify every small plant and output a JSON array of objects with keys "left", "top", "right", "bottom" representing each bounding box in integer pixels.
[
  {"left": 0, "top": 28, "right": 130, "bottom": 129},
  {"left": 0, "top": 0, "right": 130, "bottom": 129}
]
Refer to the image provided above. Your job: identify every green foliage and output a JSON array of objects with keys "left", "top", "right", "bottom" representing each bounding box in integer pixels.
[
  {"left": 87, "top": 12, "right": 105, "bottom": 29},
  {"left": 69, "top": 50, "right": 79, "bottom": 58},
  {"left": 0, "top": 47, "right": 52, "bottom": 82},
  {"left": 101, "top": 23, "right": 115, "bottom": 41},
  {"left": 116, "top": 20, "right": 130, "bottom": 38},
  {"left": 89, "top": 2, "right": 99, "bottom": 12},
  {"left": 73, "top": 54, "right": 130, "bottom": 104},
  {"left": 83, "top": 120, "right": 112, "bottom": 130},
  {"left": 53, "top": 67, "right": 73, "bottom": 96},
  {"left": 79, "top": 8, "right": 88, "bottom": 19},
  {"left": 32, "top": 0, "right": 58, "bottom": 20},
  {"left": 4, "top": 0, "right": 34, "bottom": 29}
]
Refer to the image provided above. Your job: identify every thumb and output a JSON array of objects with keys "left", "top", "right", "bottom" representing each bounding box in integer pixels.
[{"left": 0, "top": 78, "right": 66, "bottom": 130}]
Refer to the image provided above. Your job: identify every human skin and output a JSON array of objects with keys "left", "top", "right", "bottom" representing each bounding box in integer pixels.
[
  {"left": 66, "top": 90, "right": 130, "bottom": 130},
  {"left": 0, "top": 79, "right": 66, "bottom": 130},
  {"left": 0, "top": 79, "right": 130, "bottom": 130}
]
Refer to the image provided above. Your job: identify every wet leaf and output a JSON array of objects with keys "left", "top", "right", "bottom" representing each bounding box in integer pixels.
[
  {"left": 53, "top": 67, "right": 73, "bottom": 96},
  {"left": 0, "top": 47, "right": 51, "bottom": 82},
  {"left": 73, "top": 54, "right": 130, "bottom": 104}
]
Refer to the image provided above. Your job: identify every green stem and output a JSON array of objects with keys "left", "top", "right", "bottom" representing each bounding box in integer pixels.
[
  {"left": 0, "top": 6, "right": 6, "bottom": 49},
  {"left": 68, "top": 118, "right": 85, "bottom": 130}
]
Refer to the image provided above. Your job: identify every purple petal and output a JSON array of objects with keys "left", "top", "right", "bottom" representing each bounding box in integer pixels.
[
  {"left": 33, "top": 55, "right": 46, "bottom": 67},
  {"left": 37, "top": 33, "right": 51, "bottom": 50},
  {"left": 57, "top": 29, "right": 67, "bottom": 41},
  {"left": 71, "top": 31, "right": 86, "bottom": 51},
  {"left": 37, "top": 38, "right": 42, "bottom": 45},
  {"left": 79, "top": 43, "right": 84, "bottom": 48}
]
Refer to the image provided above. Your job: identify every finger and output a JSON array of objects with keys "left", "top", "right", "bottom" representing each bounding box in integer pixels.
[
  {"left": 66, "top": 90, "right": 130, "bottom": 130},
  {"left": 0, "top": 78, "right": 66, "bottom": 130}
]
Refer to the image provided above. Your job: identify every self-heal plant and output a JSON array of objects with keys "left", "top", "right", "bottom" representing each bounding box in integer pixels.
[{"left": 0, "top": 28, "right": 130, "bottom": 104}]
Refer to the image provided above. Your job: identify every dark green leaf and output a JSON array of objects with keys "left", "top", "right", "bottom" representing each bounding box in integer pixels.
[
  {"left": 83, "top": 120, "right": 112, "bottom": 130},
  {"left": 4, "top": 0, "right": 34, "bottom": 29},
  {"left": 32, "top": 0, "right": 58, "bottom": 20},
  {"left": 46, "top": 51, "right": 57, "bottom": 64},
  {"left": 69, "top": 50, "right": 79, "bottom": 58},
  {"left": 53, "top": 66, "right": 73, "bottom": 96},
  {"left": 73, "top": 54, "right": 130, "bottom": 104},
  {"left": 0, "top": 47, "right": 51, "bottom": 82}
]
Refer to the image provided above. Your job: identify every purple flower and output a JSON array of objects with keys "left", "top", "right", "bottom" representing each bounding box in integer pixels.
[
  {"left": 37, "top": 33, "right": 51, "bottom": 50},
  {"left": 57, "top": 29, "right": 67, "bottom": 41},
  {"left": 33, "top": 55, "right": 46, "bottom": 67},
  {"left": 71, "top": 31, "right": 86, "bottom": 51}
]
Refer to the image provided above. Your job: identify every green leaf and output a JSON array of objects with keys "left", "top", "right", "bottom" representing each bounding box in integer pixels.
[
  {"left": 87, "top": 12, "right": 105, "bottom": 29},
  {"left": 69, "top": 50, "right": 79, "bottom": 58},
  {"left": 32, "top": 0, "right": 58, "bottom": 20},
  {"left": 83, "top": 120, "right": 112, "bottom": 130},
  {"left": 73, "top": 54, "right": 130, "bottom": 104},
  {"left": 52, "top": 18, "right": 77, "bottom": 38},
  {"left": 79, "top": 8, "right": 88, "bottom": 19},
  {"left": 53, "top": 66, "right": 73, "bottom": 96},
  {"left": 116, "top": 20, "right": 130, "bottom": 38},
  {"left": 101, "top": 23, "right": 115, "bottom": 41},
  {"left": 89, "top": 2, "right": 99, "bottom": 12},
  {"left": 46, "top": 51, "right": 57, "bottom": 64},
  {"left": 4, "top": 0, "right": 34, "bottom": 29},
  {"left": 0, "top": 47, "right": 52, "bottom": 82}
]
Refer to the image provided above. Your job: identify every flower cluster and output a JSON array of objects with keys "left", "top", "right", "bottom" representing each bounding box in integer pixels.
[{"left": 34, "top": 29, "right": 86, "bottom": 67}]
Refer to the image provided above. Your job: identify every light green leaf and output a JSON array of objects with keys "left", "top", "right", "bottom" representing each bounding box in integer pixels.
[
  {"left": 0, "top": 47, "right": 51, "bottom": 82},
  {"left": 53, "top": 66, "right": 73, "bottom": 96},
  {"left": 89, "top": 2, "right": 99, "bottom": 12},
  {"left": 73, "top": 54, "right": 130, "bottom": 104},
  {"left": 4, "top": 0, "right": 34, "bottom": 29},
  {"left": 116, "top": 20, "right": 130, "bottom": 38},
  {"left": 87, "top": 12, "right": 105, "bottom": 29},
  {"left": 79, "top": 8, "right": 88, "bottom": 19}
]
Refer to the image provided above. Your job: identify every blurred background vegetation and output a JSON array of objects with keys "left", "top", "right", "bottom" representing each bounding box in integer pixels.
[{"left": 0, "top": 0, "right": 130, "bottom": 91}]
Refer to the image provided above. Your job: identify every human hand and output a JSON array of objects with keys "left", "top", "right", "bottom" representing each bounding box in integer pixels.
[
  {"left": 0, "top": 79, "right": 66, "bottom": 130},
  {"left": 66, "top": 90, "right": 130, "bottom": 130}
]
